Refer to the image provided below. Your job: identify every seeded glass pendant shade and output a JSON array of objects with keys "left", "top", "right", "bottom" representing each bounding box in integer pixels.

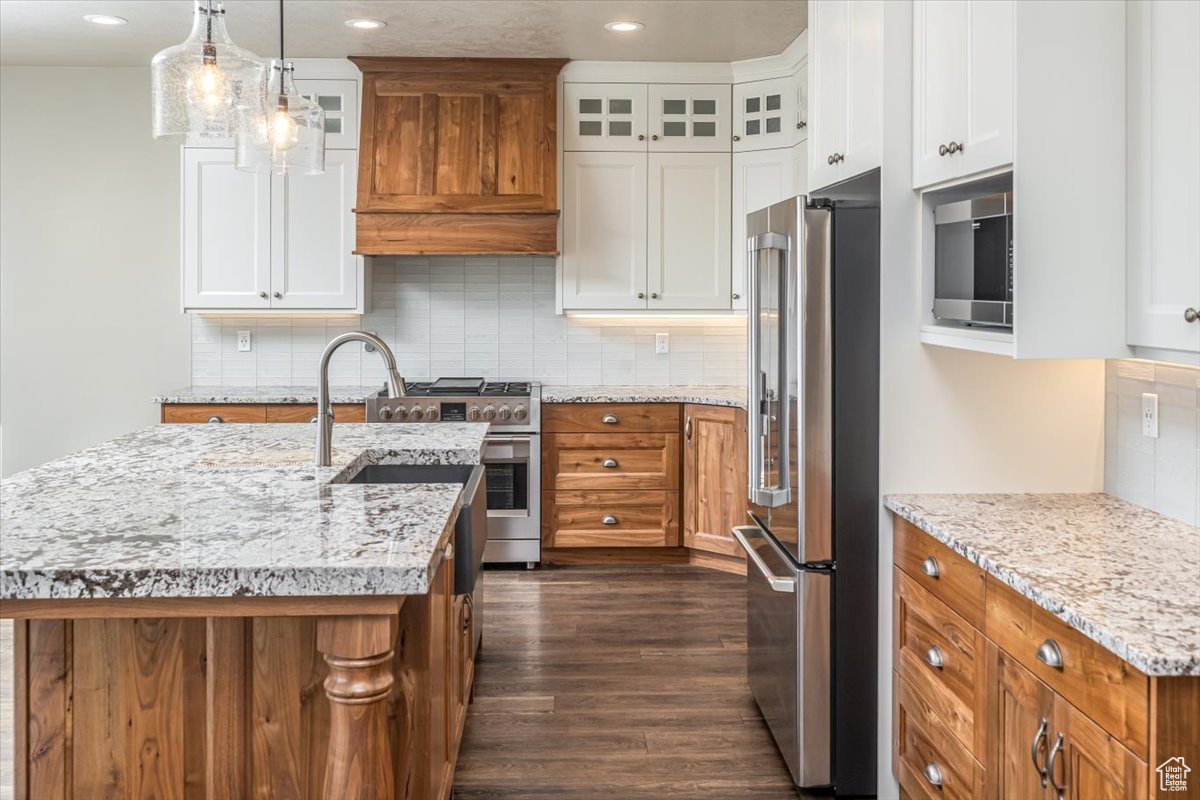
[
  {"left": 150, "top": 0, "right": 266, "bottom": 141},
  {"left": 236, "top": 62, "right": 325, "bottom": 175}
]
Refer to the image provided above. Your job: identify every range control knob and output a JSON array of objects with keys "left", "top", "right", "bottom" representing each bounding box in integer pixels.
[
  {"left": 482, "top": 405, "right": 497, "bottom": 421},
  {"left": 425, "top": 406, "right": 440, "bottom": 421},
  {"left": 497, "top": 405, "right": 512, "bottom": 421},
  {"left": 513, "top": 405, "right": 528, "bottom": 421},
  {"left": 409, "top": 407, "right": 424, "bottom": 421},
  {"left": 466, "top": 406, "right": 482, "bottom": 422},
  {"left": 378, "top": 406, "right": 394, "bottom": 421},
  {"left": 392, "top": 406, "right": 408, "bottom": 421}
]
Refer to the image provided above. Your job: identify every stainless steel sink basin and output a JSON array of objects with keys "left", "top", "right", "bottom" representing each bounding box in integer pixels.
[{"left": 346, "top": 464, "right": 479, "bottom": 485}]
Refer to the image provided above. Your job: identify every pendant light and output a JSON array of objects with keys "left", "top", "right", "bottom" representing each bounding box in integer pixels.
[
  {"left": 235, "top": 0, "right": 325, "bottom": 175},
  {"left": 151, "top": 0, "right": 266, "bottom": 140}
]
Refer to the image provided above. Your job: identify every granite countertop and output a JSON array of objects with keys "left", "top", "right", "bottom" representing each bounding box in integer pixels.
[
  {"left": 541, "top": 384, "right": 746, "bottom": 409},
  {"left": 153, "top": 385, "right": 384, "bottom": 404},
  {"left": 884, "top": 493, "right": 1200, "bottom": 677},
  {"left": 1, "top": 423, "right": 489, "bottom": 601}
]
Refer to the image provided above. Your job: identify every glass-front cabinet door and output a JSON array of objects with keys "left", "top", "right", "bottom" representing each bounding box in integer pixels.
[
  {"left": 564, "top": 83, "right": 649, "bottom": 152},
  {"left": 294, "top": 78, "right": 358, "bottom": 149},
  {"left": 734, "top": 76, "right": 795, "bottom": 152},
  {"left": 647, "top": 84, "right": 731, "bottom": 153}
]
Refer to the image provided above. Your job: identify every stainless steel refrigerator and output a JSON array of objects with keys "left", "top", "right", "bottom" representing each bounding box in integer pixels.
[{"left": 733, "top": 188, "right": 879, "bottom": 796}]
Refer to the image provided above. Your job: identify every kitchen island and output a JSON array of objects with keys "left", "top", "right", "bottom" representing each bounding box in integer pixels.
[{"left": 0, "top": 422, "right": 489, "bottom": 800}]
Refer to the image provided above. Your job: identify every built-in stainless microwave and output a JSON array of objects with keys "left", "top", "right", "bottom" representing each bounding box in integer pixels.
[{"left": 933, "top": 192, "right": 1013, "bottom": 328}]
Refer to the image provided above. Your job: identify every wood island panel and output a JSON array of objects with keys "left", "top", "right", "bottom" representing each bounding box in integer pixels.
[{"left": 162, "top": 404, "right": 267, "bottom": 424}]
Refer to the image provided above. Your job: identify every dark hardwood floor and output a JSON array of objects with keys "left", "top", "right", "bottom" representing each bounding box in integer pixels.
[{"left": 453, "top": 564, "right": 802, "bottom": 799}]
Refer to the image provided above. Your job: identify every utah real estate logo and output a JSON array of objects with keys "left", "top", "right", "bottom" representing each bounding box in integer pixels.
[{"left": 1158, "top": 757, "right": 1191, "bottom": 792}]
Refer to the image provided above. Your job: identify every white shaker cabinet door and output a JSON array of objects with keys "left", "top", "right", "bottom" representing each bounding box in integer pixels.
[
  {"left": 793, "top": 63, "right": 809, "bottom": 144},
  {"left": 841, "top": 0, "right": 883, "bottom": 181},
  {"left": 271, "top": 149, "right": 360, "bottom": 310},
  {"left": 561, "top": 151, "right": 648, "bottom": 310},
  {"left": 182, "top": 148, "right": 271, "bottom": 310},
  {"left": 1127, "top": 0, "right": 1200, "bottom": 355},
  {"left": 734, "top": 76, "right": 795, "bottom": 152},
  {"left": 564, "top": 83, "right": 648, "bottom": 152},
  {"left": 958, "top": 1, "right": 1013, "bottom": 178},
  {"left": 647, "top": 152, "right": 732, "bottom": 311},
  {"left": 648, "top": 84, "right": 731, "bottom": 153},
  {"left": 731, "top": 148, "right": 796, "bottom": 311},
  {"left": 808, "top": 0, "right": 849, "bottom": 191},
  {"left": 912, "top": 0, "right": 968, "bottom": 187}
]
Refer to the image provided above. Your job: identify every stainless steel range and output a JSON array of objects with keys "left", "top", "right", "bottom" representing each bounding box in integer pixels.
[{"left": 367, "top": 378, "right": 541, "bottom": 567}]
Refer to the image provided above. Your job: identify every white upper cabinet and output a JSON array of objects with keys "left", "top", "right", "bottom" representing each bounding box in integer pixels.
[
  {"left": 734, "top": 77, "right": 795, "bottom": 152},
  {"left": 295, "top": 78, "right": 359, "bottom": 149},
  {"left": 648, "top": 84, "right": 731, "bottom": 153},
  {"left": 565, "top": 84, "right": 649, "bottom": 151},
  {"left": 182, "top": 149, "right": 271, "bottom": 309},
  {"left": 271, "top": 149, "right": 360, "bottom": 310},
  {"left": 731, "top": 148, "right": 797, "bottom": 310},
  {"left": 1126, "top": 0, "right": 1200, "bottom": 357},
  {"left": 793, "top": 64, "right": 809, "bottom": 143},
  {"left": 808, "top": 0, "right": 882, "bottom": 191},
  {"left": 561, "top": 151, "right": 648, "bottom": 310},
  {"left": 912, "top": 0, "right": 1013, "bottom": 189},
  {"left": 648, "top": 153, "right": 732, "bottom": 309}
]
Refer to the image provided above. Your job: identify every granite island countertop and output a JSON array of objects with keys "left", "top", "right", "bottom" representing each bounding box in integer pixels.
[
  {"left": 153, "top": 385, "right": 385, "bottom": 404},
  {"left": 1, "top": 422, "right": 489, "bottom": 601},
  {"left": 884, "top": 493, "right": 1200, "bottom": 676},
  {"left": 541, "top": 384, "right": 746, "bottom": 409}
]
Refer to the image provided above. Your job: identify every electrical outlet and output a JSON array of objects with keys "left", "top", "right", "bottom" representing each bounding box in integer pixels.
[
  {"left": 237, "top": 330, "right": 252, "bottom": 353},
  {"left": 655, "top": 333, "right": 670, "bottom": 354},
  {"left": 1142, "top": 392, "right": 1159, "bottom": 438}
]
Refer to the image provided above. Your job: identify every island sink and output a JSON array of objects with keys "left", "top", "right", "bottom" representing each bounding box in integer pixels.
[{"left": 346, "top": 463, "right": 478, "bottom": 485}]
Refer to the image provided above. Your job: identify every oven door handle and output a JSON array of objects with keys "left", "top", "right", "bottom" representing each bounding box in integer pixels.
[{"left": 485, "top": 436, "right": 532, "bottom": 445}]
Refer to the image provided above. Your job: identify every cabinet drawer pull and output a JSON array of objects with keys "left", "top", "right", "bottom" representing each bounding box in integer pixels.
[
  {"left": 1036, "top": 639, "right": 1064, "bottom": 670},
  {"left": 602, "top": 458, "right": 619, "bottom": 469},
  {"left": 1185, "top": 307, "right": 1199, "bottom": 323},
  {"left": 310, "top": 415, "right": 319, "bottom": 423},
  {"left": 207, "top": 416, "right": 224, "bottom": 423},
  {"left": 923, "top": 646, "right": 945, "bottom": 670},
  {"left": 444, "top": 542, "right": 454, "bottom": 560},
  {"left": 601, "top": 413, "right": 619, "bottom": 425},
  {"left": 920, "top": 556, "right": 940, "bottom": 579},
  {"left": 685, "top": 416, "right": 693, "bottom": 441},
  {"left": 601, "top": 515, "right": 619, "bottom": 525},
  {"left": 1047, "top": 732, "right": 1065, "bottom": 800},
  {"left": 922, "top": 762, "right": 944, "bottom": 788},
  {"left": 1031, "top": 718, "right": 1049, "bottom": 787}
]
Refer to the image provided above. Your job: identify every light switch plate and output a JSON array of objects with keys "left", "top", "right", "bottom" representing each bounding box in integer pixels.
[
  {"left": 237, "top": 330, "right": 252, "bottom": 353},
  {"left": 655, "top": 333, "right": 669, "bottom": 354},
  {"left": 1141, "top": 392, "right": 1159, "bottom": 438}
]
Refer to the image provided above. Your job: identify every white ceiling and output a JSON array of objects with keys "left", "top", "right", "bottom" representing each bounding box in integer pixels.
[{"left": 0, "top": 1, "right": 807, "bottom": 66}]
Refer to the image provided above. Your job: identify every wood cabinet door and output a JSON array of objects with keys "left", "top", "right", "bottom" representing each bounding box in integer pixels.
[
  {"left": 428, "top": 548, "right": 454, "bottom": 800},
  {"left": 564, "top": 83, "right": 648, "bottom": 152},
  {"left": 732, "top": 147, "right": 797, "bottom": 309},
  {"left": 989, "top": 644, "right": 1053, "bottom": 800},
  {"left": 561, "top": 151, "right": 648, "bottom": 310},
  {"left": 647, "top": 152, "right": 732, "bottom": 310},
  {"left": 734, "top": 76, "right": 795, "bottom": 152},
  {"left": 683, "top": 405, "right": 748, "bottom": 557},
  {"left": 182, "top": 148, "right": 272, "bottom": 310},
  {"left": 808, "top": 0, "right": 849, "bottom": 191},
  {"left": 648, "top": 83, "right": 730, "bottom": 153},
  {"left": 356, "top": 60, "right": 560, "bottom": 213},
  {"left": 1050, "top": 695, "right": 1148, "bottom": 800},
  {"left": 1126, "top": 0, "right": 1200, "bottom": 354},
  {"left": 912, "top": 0, "right": 968, "bottom": 188},
  {"left": 271, "top": 149, "right": 360, "bottom": 310}
]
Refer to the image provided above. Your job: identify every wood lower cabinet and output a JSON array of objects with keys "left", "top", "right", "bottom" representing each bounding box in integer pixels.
[
  {"left": 161, "top": 403, "right": 365, "bottom": 424},
  {"left": 682, "top": 404, "right": 747, "bottom": 558},
  {"left": 543, "top": 489, "right": 679, "bottom": 548},
  {"left": 891, "top": 515, "right": 1195, "bottom": 800}
]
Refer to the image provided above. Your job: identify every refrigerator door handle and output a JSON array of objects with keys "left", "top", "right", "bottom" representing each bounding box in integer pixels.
[
  {"left": 733, "top": 526, "right": 796, "bottom": 593},
  {"left": 746, "top": 232, "right": 792, "bottom": 508}
]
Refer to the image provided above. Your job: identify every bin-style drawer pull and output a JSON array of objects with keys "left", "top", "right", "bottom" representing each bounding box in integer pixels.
[
  {"left": 922, "top": 762, "right": 944, "bottom": 788},
  {"left": 923, "top": 646, "right": 945, "bottom": 670},
  {"left": 921, "top": 556, "right": 940, "bottom": 578},
  {"left": 602, "top": 458, "right": 619, "bottom": 468},
  {"left": 601, "top": 413, "right": 619, "bottom": 424},
  {"left": 1036, "top": 639, "right": 1064, "bottom": 670},
  {"left": 207, "top": 416, "right": 224, "bottom": 424},
  {"left": 601, "top": 515, "right": 619, "bottom": 525}
]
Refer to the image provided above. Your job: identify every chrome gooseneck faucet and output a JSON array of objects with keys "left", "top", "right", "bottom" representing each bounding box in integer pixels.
[{"left": 316, "top": 331, "right": 406, "bottom": 466}]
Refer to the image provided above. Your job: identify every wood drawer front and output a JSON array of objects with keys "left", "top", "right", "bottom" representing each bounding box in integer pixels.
[
  {"left": 543, "top": 403, "right": 681, "bottom": 434},
  {"left": 895, "top": 568, "right": 987, "bottom": 758},
  {"left": 542, "top": 490, "right": 679, "bottom": 547},
  {"left": 264, "top": 403, "right": 366, "bottom": 423},
  {"left": 894, "top": 517, "right": 985, "bottom": 630},
  {"left": 543, "top": 433, "right": 680, "bottom": 491},
  {"left": 161, "top": 404, "right": 267, "bottom": 423},
  {"left": 895, "top": 673, "right": 985, "bottom": 800},
  {"left": 985, "top": 576, "right": 1149, "bottom": 758}
]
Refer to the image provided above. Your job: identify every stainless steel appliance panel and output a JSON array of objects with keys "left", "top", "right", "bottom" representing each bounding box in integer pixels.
[{"left": 933, "top": 191, "right": 1014, "bottom": 328}]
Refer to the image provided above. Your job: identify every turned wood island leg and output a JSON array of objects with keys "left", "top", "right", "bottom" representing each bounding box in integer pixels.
[{"left": 316, "top": 614, "right": 399, "bottom": 800}]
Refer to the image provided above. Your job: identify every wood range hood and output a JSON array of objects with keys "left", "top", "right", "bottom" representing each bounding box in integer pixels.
[{"left": 350, "top": 57, "right": 567, "bottom": 256}]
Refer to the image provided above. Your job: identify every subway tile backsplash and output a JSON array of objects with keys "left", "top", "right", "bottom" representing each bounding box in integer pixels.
[
  {"left": 1105, "top": 359, "right": 1200, "bottom": 525},
  {"left": 190, "top": 256, "right": 747, "bottom": 389}
]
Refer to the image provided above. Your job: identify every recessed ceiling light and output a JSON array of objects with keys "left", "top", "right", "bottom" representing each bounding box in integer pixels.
[
  {"left": 605, "top": 21, "right": 645, "bottom": 32},
  {"left": 83, "top": 14, "right": 128, "bottom": 26},
  {"left": 345, "top": 18, "right": 387, "bottom": 30}
]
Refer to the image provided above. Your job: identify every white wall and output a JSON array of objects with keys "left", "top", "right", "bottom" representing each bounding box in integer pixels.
[
  {"left": 0, "top": 67, "right": 190, "bottom": 476},
  {"left": 874, "top": 2, "right": 1106, "bottom": 795}
]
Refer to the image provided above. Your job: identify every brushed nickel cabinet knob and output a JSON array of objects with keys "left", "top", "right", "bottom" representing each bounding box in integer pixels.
[
  {"left": 939, "top": 143, "right": 949, "bottom": 156},
  {"left": 259, "top": 291, "right": 268, "bottom": 299},
  {"left": 651, "top": 134, "right": 659, "bottom": 141},
  {"left": 637, "top": 134, "right": 645, "bottom": 141},
  {"left": 650, "top": 292, "right": 659, "bottom": 299},
  {"left": 637, "top": 292, "right": 646, "bottom": 299},
  {"left": 273, "top": 291, "right": 282, "bottom": 299},
  {"left": 1185, "top": 307, "right": 1199, "bottom": 323},
  {"left": 733, "top": 134, "right": 741, "bottom": 141}
]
